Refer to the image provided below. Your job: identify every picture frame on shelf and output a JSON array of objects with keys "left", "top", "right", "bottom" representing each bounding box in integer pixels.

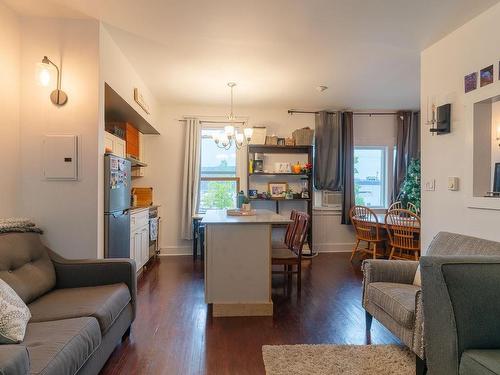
[
  {"left": 268, "top": 182, "right": 288, "bottom": 198},
  {"left": 274, "top": 162, "right": 291, "bottom": 173}
]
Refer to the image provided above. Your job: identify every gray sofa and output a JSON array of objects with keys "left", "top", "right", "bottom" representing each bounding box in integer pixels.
[
  {"left": 362, "top": 231, "right": 500, "bottom": 373},
  {"left": 421, "top": 253, "right": 500, "bottom": 374},
  {"left": 0, "top": 232, "right": 136, "bottom": 375}
]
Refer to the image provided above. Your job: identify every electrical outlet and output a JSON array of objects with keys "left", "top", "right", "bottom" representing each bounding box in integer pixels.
[{"left": 424, "top": 179, "right": 436, "bottom": 191}]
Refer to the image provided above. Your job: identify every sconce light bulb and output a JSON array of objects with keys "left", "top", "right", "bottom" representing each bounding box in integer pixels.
[{"left": 38, "top": 66, "right": 51, "bottom": 87}]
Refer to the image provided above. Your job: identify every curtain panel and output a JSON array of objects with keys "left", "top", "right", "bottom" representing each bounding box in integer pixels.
[
  {"left": 341, "top": 112, "right": 354, "bottom": 225},
  {"left": 393, "top": 111, "right": 420, "bottom": 201},
  {"left": 181, "top": 118, "right": 201, "bottom": 240},
  {"left": 314, "top": 111, "right": 343, "bottom": 191}
]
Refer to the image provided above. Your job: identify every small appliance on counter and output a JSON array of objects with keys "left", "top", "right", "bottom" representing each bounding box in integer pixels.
[{"left": 104, "top": 154, "right": 131, "bottom": 258}]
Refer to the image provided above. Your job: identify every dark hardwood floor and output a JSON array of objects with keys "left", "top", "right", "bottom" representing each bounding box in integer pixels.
[{"left": 100, "top": 253, "right": 399, "bottom": 375}]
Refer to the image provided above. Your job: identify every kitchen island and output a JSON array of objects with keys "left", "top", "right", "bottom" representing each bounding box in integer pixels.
[{"left": 202, "top": 209, "right": 291, "bottom": 317}]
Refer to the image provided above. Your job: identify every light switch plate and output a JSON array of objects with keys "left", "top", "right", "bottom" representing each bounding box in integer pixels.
[
  {"left": 424, "top": 179, "right": 436, "bottom": 191},
  {"left": 448, "top": 176, "right": 459, "bottom": 191}
]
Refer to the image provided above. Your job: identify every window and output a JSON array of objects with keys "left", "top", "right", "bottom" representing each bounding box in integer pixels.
[
  {"left": 198, "top": 128, "right": 239, "bottom": 213},
  {"left": 354, "top": 147, "right": 387, "bottom": 208}
]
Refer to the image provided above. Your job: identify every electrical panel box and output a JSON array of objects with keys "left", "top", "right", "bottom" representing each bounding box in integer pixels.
[{"left": 42, "top": 135, "right": 78, "bottom": 180}]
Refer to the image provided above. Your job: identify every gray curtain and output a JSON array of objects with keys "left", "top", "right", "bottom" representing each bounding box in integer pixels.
[
  {"left": 181, "top": 118, "right": 201, "bottom": 240},
  {"left": 341, "top": 112, "right": 354, "bottom": 225},
  {"left": 393, "top": 111, "right": 420, "bottom": 201},
  {"left": 314, "top": 111, "right": 342, "bottom": 191}
]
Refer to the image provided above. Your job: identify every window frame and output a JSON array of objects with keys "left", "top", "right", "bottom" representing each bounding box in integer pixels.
[
  {"left": 354, "top": 145, "right": 389, "bottom": 209},
  {"left": 197, "top": 123, "right": 243, "bottom": 213}
]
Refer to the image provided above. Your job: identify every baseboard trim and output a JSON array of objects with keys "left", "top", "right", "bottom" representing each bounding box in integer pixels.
[
  {"left": 212, "top": 302, "right": 273, "bottom": 317},
  {"left": 159, "top": 246, "right": 192, "bottom": 256},
  {"left": 313, "top": 243, "right": 355, "bottom": 253}
]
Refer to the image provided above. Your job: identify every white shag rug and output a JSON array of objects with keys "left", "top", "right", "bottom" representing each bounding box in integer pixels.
[{"left": 262, "top": 344, "right": 415, "bottom": 375}]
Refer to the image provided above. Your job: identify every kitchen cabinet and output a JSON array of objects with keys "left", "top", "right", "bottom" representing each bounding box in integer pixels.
[
  {"left": 104, "top": 132, "right": 126, "bottom": 158},
  {"left": 130, "top": 209, "right": 150, "bottom": 272}
]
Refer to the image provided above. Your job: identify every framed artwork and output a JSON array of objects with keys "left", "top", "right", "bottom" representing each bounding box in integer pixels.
[
  {"left": 464, "top": 72, "right": 477, "bottom": 93},
  {"left": 268, "top": 182, "right": 288, "bottom": 198},
  {"left": 480, "top": 65, "right": 494, "bottom": 87}
]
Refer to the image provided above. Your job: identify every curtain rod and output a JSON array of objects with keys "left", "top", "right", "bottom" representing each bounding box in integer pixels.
[
  {"left": 287, "top": 109, "right": 400, "bottom": 116},
  {"left": 178, "top": 119, "right": 247, "bottom": 124}
]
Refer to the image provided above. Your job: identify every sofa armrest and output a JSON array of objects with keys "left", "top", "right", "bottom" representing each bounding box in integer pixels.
[
  {"left": 421, "top": 255, "right": 500, "bottom": 375},
  {"left": 0, "top": 345, "right": 29, "bottom": 375},
  {"left": 48, "top": 250, "right": 137, "bottom": 320}
]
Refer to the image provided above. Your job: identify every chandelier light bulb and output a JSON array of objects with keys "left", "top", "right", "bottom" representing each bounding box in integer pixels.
[
  {"left": 235, "top": 132, "right": 244, "bottom": 145},
  {"left": 243, "top": 127, "right": 253, "bottom": 140},
  {"left": 224, "top": 125, "right": 235, "bottom": 138}
]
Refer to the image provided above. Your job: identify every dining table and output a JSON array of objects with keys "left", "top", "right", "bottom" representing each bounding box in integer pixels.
[{"left": 365, "top": 213, "right": 421, "bottom": 229}]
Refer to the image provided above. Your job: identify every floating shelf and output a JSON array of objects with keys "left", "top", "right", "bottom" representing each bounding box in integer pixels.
[
  {"left": 248, "top": 144, "right": 312, "bottom": 154},
  {"left": 249, "top": 198, "right": 311, "bottom": 201}
]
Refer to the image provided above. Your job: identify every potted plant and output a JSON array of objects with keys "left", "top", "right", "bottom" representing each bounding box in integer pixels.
[
  {"left": 285, "top": 188, "right": 294, "bottom": 200},
  {"left": 241, "top": 196, "right": 251, "bottom": 211}
]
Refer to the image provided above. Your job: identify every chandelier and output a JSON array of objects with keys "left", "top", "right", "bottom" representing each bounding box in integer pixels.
[{"left": 213, "top": 82, "right": 253, "bottom": 150}]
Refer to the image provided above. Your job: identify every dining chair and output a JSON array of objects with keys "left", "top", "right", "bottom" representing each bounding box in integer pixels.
[
  {"left": 349, "top": 206, "right": 386, "bottom": 261},
  {"left": 407, "top": 202, "right": 420, "bottom": 216},
  {"left": 385, "top": 209, "right": 421, "bottom": 260},
  {"left": 272, "top": 212, "right": 310, "bottom": 291},
  {"left": 272, "top": 210, "right": 298, "bottom": 249},
  {"left": 388, "top": 201, "right": 403, "bottom": 211}
]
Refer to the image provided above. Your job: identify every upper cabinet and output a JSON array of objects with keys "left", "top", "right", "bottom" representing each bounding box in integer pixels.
[{"left": 104, "top": 132, "right": 126, "bottom": 158}]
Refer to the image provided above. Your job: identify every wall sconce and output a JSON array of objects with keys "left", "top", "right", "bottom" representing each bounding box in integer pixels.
[{"left": 37, "top": 56, "right": 68, "bottom": 106}]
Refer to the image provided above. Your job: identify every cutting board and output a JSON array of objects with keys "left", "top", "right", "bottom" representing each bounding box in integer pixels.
[{"left": 132, "top": 187, "right": 153, "bottom": 206}]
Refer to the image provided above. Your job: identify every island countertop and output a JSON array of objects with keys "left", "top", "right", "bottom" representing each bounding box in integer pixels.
[{"left": 201, "top": 209, "right": 292, "bottom": 225}]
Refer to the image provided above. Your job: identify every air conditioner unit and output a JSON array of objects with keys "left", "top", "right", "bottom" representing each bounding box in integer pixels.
[{"left": 322, "top": 191, "right": 342, "bottom": 210}]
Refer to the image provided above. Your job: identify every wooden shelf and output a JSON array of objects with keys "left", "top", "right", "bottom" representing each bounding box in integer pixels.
[
  {"left": 249, "top": 198, "right": 311, "bottom": 202},
  {"left": 249, "top": 172, "right": 310, "bottom": 177},
  {"left": 248, "top": 144, "right": 312, "bottom": 154}
]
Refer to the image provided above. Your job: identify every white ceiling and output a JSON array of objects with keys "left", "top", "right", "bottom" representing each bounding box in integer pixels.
[{"left": 6, "top": 0, "right": 500, "bottom": 109}]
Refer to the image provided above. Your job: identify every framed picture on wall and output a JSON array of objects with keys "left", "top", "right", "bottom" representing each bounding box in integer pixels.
[
  {"left": 480, "top": 65, "right": 494, "bottom": 87},
  {"left": 464, "top": 72, "right": 477, "bottom": 93}
]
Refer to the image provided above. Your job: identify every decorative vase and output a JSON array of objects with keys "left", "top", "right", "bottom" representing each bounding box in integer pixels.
[{"left": 241, "top": 203, "right": 251, "bottom": 211}]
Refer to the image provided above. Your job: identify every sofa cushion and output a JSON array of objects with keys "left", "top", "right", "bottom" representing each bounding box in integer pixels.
[
  {"left": 367, "top": 282, "right": 419, "bottom": 328},
  {"left": 23, "top": 317, "right": 101, "bottom": 375},
  {"left": 0, "top": 345, "right": 30, "bottom": 375},
  {"left": 428, "top": 232, "right": 500, "bottom": 257},
  {"left": 0, "top": 233, "right": 56, "bottom": 304},
  {"left": 29, "top": 283, "right": 131, "bottom": 334},
  {"left": 460, "top": 350, "right": 500, "bottom": 375},
  {"left": 0, "top": 279, "right": 31, "bottom": 344}
]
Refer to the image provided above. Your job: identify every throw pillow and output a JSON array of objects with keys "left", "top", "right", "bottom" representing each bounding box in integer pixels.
[
  {"left": 0, "top": 279, "right": 31, "bottom": 344},
  {"left": 413, "top": 265, "right": 421, "bottom": 287}
]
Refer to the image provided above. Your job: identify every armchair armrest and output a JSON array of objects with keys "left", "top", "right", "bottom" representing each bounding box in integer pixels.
[
  {"left": 48, "top": 250, "right": 137, "bottom": 320},
  {"left": 362, "top": 259, "right": 419, "bottom": 285},
  {"left": 0, "top": 345, "right": 29, "bottom": 375},
  {"left": 421, "top": 255, "right": 500, "bottom": 375}
]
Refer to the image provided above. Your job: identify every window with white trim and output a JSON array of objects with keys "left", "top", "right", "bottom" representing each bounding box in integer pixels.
[
  {"left": 198, "top": 128, "right": 239, "bottom": 213},
  {"left": 354, "top": 146, "right": 388, "bottom": 208}
]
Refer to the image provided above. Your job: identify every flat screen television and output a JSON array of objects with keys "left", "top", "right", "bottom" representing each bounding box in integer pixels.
[{"left": 494, "top": 163, "right": 500, "bottom": 193}]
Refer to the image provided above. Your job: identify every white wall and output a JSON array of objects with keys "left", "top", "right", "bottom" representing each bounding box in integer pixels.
[
  {"left": 143, "top": 105, "right": 397, "bottom": 255},
  {"left": 19, "top": 16, "right": 101, "bottom": 259},
  {"left": 0, "top": 2, "right": 20, "bottom": 217},
  {"left": 98, "top": 23, "right": 161, "bottom": 258},
  {"left": 420, "top": 2, "right": 500, "bottom": 251}
]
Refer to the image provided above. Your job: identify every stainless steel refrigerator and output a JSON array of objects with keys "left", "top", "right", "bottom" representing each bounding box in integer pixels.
[{"left": 104, "top": 154, "right": 131, "bottom": 258}]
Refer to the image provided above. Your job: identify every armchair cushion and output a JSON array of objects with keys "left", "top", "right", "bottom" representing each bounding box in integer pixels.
[
  {"left": 24, "top": 317, "right": 101, "bottom": 375},
  {"left": 362, "top": 259, "right": 419, "bottom": 285},
  {"left": 460, "top": 350, "right": 500, "bottom": 375},
  {"left": 29, "top": 283, "right": 130, "bottom": 334},
  {"left": 366, "top": 282, "right": 419, "bottom": 328}
]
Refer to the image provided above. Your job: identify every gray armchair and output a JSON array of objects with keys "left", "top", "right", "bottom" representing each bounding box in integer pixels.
[
  {"left": 421, "top": 255, "right": 500, "bottom": 375},
  {"left": 362, "top": 231, "right": 500, "bottom": 373}
]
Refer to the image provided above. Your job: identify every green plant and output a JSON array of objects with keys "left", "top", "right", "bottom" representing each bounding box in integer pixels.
[
  {"left": 242, "top": 196, "right": 250, "bottom": 204},
  {"left": 398, "top": 158, "right": 421, "bottom": 210}
]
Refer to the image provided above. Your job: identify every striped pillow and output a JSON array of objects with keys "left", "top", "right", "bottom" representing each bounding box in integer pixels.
[{"left": 0, "top": 279, "right": 31, "bottom": 344}]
